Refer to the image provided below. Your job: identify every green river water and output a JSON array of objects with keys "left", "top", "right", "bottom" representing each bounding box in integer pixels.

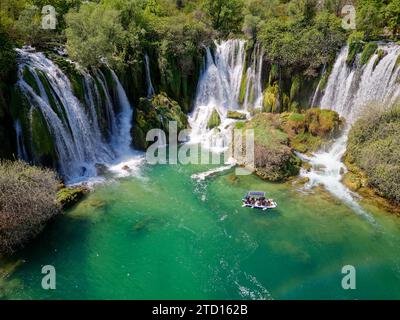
[{"left": 1, "top": 161, "right": 400, "bottom": 300}]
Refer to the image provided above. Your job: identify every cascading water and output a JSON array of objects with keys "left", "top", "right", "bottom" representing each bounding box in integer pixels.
[
  {"left": 189, "top": 39, "right": 264, "bottom": 151},
  {"left": 15, "top": 48, "right": 140, "bottom": 184},
  {"left": 243, "top": 43, "right": 264, "bottom": 110},
  {"left": 302, "top": 43, "right": 400, "bottom": 220},
  {"left": 144, "top": 53, "right": 155, "bottom": 99},
  {"left": 14, "top": 120, "right": 28, "bottom": 161}
]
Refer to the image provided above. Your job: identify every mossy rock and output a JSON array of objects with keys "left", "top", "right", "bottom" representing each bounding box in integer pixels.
[
  {"left": 31, "top": 108, "right": 57, "bottom": 166},
  {"left": 237, "top": 113, "right": 302, "bottom": 182},
  {"left": 56, "top": 187, "right": 88, "bottom": 210},
  {"left": 132, "top": 92, "right": 188, "bottom": 150},
  {"left": 207, "top": 109, "right": 221, "bottom": 129},
  {"left": 290, "top": 75, "right": 301, "bottom": 101},
  {"left": 22, "top": 67, "right": 40, "bottom": 95},
  {"left": 227, "top": 110, "right": 247, "bottom": 120},
  {"left": 269, "top": 64, "right": 279, "bottom": 84},
  {"left": 360, "top": 42, "right": 378, "bottom": 66},
  {"left": 48, "top": 53, "right": 85, "bottom": 103},
  {"left": 262, "top": 83, "right": 279, "bottom": 113},
  {"left": 373, "top": 49, "right": 388, "bottom": 70},
  {"left": 347, "top": 41, "right": 364, "bottom": 66},
  {"left": 239, "top": 70, "right": 248, "bottom": 105},
  {"left": 305, "top": 108, "right": 342, "bottom": 139}
]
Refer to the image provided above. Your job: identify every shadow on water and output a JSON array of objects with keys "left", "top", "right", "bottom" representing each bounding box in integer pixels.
[{"left": 3, "top": 210, "right": 96, "bottom": 299}]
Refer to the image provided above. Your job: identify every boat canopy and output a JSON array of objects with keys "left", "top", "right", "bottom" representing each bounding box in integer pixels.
[{"left": 245, "top": 191, "right": 265, "bottom": 198}]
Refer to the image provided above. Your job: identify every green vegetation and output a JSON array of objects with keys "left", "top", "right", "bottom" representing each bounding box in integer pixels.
[
  {"left": 56, "top": 186, "right": 88, "bottom": 210},
  {"left": 227, "top": 110, "right": 246, "bottom": 120},
  {"left": 133, "top": 92, "right": 188, "bottom": 150},
  {"left": 31, "top": 107, "right": 57, "bottom": 166},
  {"left": 0, "top": 160, "right": 60, "bottom": 254},
  {"left": 202, "top": 0, "right": 244, "bottom": 36},
  {"left": 360, "top": 42, "right": 378, "bottom": 65},
  {"left": 236, "top": 108, "right": 342, "bottom": 181},
  {"left": 356, "top": 0, "right": 400, "bottom": 39},
  {"left": 259, "top": 10, "right": 345, "bottom": 77},
  {"left": 346, "top": 31, "right": 365, "bottom": 66},
  {"left": 346, "top": 106, "right": 400, "bottom": 206},
  {"left": 238, "top": 113, "right": 301, "bottom": 182},
  {"left": 207, "top": 109, "right": 221, "bottom": 129}
]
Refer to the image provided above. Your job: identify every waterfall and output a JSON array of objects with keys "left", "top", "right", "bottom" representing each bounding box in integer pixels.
[
  {"left": 302, "top": 43, "right": 400, "bottom": 219},
  {"left": 310, "top": 64, "right": 326, "bottom": 107},
  {"left": 320, "top": 45, "right": 400, "bottom": 122},
  {"left": 244, "top": 43, "right": 264, "bottom": 109},
  {"left": 14, "top": 120, "right": 28, "bottom": 161},
  {"left": 110, "top": 69, "right": 134, "bottom": 157},
  {"left": 144, "top": 53, "right": 155, "bottom": 99},
  {"left": 15, "top": 48, "right": 138, "bottom": 184},
  {"left": 189, "top": 39, "right": 264, "bottom": 150}
]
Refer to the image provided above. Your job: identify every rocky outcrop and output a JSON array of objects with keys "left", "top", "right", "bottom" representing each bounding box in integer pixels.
[
  {"left": 344, "top": 106, "right": 400, "bottom": 210},
  {"left": 56, "top": 186, "right": 89, "bottom": 210},
  {"left": 132, "top": 92, "right": 188, "bottom": 150},
  {"left": 236, "top": 109, "right": 343, "bottom": 181}
]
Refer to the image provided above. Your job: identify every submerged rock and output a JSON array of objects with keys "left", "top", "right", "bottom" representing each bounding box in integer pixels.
[
  {"left": 56, "top": 187, "right": 88, "bottom": 210},
  {"left": 86, "top": 199, "right": 106, "bottom": 209},
  {"left": 122, "top": 165, "right": 131, "bottom": 172},
  {"left": 95, "top": 163, "right": 109, "bottom": 176}
]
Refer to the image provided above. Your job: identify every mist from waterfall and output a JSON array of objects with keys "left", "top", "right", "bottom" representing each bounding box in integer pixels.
[
  {"left": 302, "top": 43, "right": 400, "bottom": 220},
  {"left": 189, "top": 39, "right": 264, "bottom": 151},
  {"left": 15, "top": 48, "right": 140, "bottom": 184}
]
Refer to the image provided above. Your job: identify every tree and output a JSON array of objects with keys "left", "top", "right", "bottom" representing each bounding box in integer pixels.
[
  {"left": 385, "top": 0, "right": 400, "bottom": 36},
  {"left": 356, "top": 0, "right": 385, "bottom": 39},
  {"left": 202, "top": 0, "right": 244, "bottom": 35},
  {"left": 259, "top": 10, "right": 345, "bottom": 75},
  {"left": 65, "top": 2, "right": 125, "bottom": 67}
]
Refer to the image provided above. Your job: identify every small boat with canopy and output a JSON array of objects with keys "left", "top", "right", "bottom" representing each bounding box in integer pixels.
[{"left": 242, "top": 191, "right": 277, "bottom": 211}]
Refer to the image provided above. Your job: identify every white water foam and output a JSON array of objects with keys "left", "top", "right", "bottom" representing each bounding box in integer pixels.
[{"left": 303, "top": 44, "right": 400, "bottom": 220}]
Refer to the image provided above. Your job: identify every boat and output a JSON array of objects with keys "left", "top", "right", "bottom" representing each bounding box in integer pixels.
[{"left": 242, "top": 191, "right": 277, "bottom": 211}]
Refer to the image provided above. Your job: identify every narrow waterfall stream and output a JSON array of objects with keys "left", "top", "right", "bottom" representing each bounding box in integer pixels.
[
  {"left": 189, "top": 40, "right": 264, "bottom": 151},
  {"left": 15, "top": 48, "right": 141, "bottom": 184},
  {"left": 144, "top": 53, "right": 155, "bottom": 99},
  {"left": 302, "top": 44, "right": 400, "bottom": 219}
]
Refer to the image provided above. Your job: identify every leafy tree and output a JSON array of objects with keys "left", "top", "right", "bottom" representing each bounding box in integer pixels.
[
  {"left": 356, "top": 0, "right": 385, "bottom": 38},
  {"left": 65, "top": 2, "right": 125, "bottom": 67},
  {"left": 384, "top": 0, "right": 400, "bottom": 36},
  {"left": 259, "top": 9, "right": 345, "bottom": 76},
  {"left": 202, "top": 0, "right": 244, "bottom": 35}
]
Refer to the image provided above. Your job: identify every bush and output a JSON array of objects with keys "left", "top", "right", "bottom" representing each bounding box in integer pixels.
[
  {"left": 346, "top": 106, "right": 400, "bottom": 205},
  {"left": 240, "top": 113, "right": 301, "bottom": 181},
  {"left": 0, "top": 161, "right": 60, "bottom": 255}
]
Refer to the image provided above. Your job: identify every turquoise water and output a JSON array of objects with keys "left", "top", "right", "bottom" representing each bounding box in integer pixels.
[{"left": 2, "top": 162, "right": 400, "bottom": 300}]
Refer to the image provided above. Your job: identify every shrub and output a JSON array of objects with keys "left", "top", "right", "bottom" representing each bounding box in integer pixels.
[
  {"left": 240, "top": 113, "right": 301, "bottom": 181},
  {"left": 0, "top": 160, "right": 60, "bottom": 255},
  {"left": 346, "top": 106, "right": 400, "bottom": 205}
]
